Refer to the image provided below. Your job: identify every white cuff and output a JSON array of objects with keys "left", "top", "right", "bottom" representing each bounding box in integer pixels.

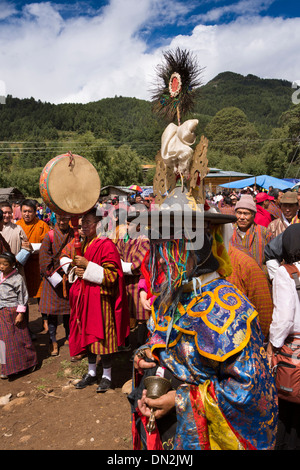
[
  {"left": 31, "top": 243, "right": 41, "bottom": 253},
  {"left": 60, "top": 256, "right": 72, "bottom": 274},
  {"left": 121, "top": 260, "right": 133, "bottom": 275},
  {"left": 68, "top": 266, "right": 78, "bottom": 284},
  {"left": 47, "top": 271, "right": 63, "bottom": 287},
  {"left": 82, "top": 262, "right": 104, "bottom": 284},
  {"left": 266, "top": 259, "right": 280, "bottom": 281}
]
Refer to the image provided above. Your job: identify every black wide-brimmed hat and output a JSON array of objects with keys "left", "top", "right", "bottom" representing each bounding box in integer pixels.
[
  {"left": 128, "top": 187, "right": 236, "bottom": 224},
  {"left": 127, "top": 187, "right": 236, "bottom": 242}
]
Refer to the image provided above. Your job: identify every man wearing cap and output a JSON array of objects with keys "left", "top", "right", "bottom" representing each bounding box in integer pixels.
[
  {"left": 268, "top": 191, "right": 299, "bottom": 238},
  {"left": 230, "top": 194, "right": 273, "bottom": 273},
  {"left": 254, "top": 192, "right": 273, "bottom": 227}
]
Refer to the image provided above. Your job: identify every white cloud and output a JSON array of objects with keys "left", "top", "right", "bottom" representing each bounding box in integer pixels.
[
  {"left": 185, "top": 16, "right": 300, "bottom": 85},
  {"left": 195, "top": 0, "right": 275, "bottom": 23},
  {"left": 0, "top": 0, "right": 299, "bottom": 104},
  {"left": 0, "top": 1, "right": 17, "bottom": 20}
]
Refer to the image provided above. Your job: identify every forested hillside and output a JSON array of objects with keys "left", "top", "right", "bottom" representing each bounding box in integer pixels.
[
  {"left": 0, "top": 71, "right": 299, "bottom": 197},
  {"left": 194, "top": 72, "right": 293, "bottom": 136}
]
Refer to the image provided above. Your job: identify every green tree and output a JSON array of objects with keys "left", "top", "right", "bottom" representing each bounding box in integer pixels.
[
  {"left": 104, "top": 144, "right": 143, "bottom": 186},
  {"left": 8, "top": 167, "right": 42, "bottom": 197},
  {"left": 242, "top": 153, "right": 267, "bottom": 175},
  {"left": 143, "top": 167, "right": 156, "bottom": 186},
  {"left": 0, "top": 143, "right": 13, "bottom": 172},
  {"left": 217, "top": 155, "right": 243, "bottom": 172},
  {"left": 205, "top": 107, "right": 261, "bottom": 159},
  {"left": 19, "top": 139, "right": 48, "bottom": 169},
  {"left": 206, "top": 148, "right": 225, "bottom": 169},
  {"left": 280, "top": 103, "right": 300, "bottom": 139},
  {"left": 259, "top": 126, "right": 291, "bottom": 178}
]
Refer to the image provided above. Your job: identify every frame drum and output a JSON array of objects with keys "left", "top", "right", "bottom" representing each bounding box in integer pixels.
[{"left": 39, "top": 153, "right": 101, "bottom": 215}]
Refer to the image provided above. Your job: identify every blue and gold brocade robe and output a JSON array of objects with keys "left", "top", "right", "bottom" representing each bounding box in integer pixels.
[{"left": 139, "top": 277, "right": 278, "bottom": 450}]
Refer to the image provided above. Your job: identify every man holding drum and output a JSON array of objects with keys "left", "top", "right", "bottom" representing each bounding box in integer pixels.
[
  {"left": 65, "top": 208, "right": 130, "bottom": 392},
  {"left": 39, "top": 214, "right": 74, "bottom": 356}
]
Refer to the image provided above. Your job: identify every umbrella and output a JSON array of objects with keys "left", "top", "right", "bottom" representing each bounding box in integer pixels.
[
  {"left": 129, "top": 185, "right": 143, "bottom": 192},
  {"left": 141, "top": 187, "right": 153, "bottom": 198},
  {"left": 220, "top": 175, "right": 294, "bottom": 191}
]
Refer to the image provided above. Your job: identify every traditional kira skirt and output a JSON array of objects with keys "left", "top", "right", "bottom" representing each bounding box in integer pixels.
[{"left": 0, "top": 307, "right": 38, "bottom": 376}]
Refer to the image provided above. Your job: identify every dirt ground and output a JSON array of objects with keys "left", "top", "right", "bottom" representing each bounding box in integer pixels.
[{"left": 0, "top": 301, "right": 135, "bottom": 451}]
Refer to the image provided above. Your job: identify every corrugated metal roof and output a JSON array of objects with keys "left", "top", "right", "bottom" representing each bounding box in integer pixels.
[
  {"left": 206, "top": 169, "right": 252, "bottom": 177},
  {"left": 101, "top": 185, "right": 133, "bottom": 194},
  {"left": 0, "top": 187, "right": 24, "bottom": 195}
]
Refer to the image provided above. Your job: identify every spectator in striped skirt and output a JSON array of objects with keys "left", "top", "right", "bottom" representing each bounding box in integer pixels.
[{"left": 0, "top": 252, "right": 37, "bottom": 378}]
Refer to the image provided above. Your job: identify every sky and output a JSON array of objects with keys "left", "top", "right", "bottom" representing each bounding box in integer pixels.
[{"left": 0, "top": 0, "right": 299, "bottom": 104}]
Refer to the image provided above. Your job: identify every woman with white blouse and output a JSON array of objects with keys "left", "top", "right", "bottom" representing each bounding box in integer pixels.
[{"left": 267, "top": 224, "right": 300, "bottom": 450}]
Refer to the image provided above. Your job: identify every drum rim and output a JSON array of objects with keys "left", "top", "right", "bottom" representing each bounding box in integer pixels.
[{"left": 42, "top": 154, "right": 100, "bottom": 216}]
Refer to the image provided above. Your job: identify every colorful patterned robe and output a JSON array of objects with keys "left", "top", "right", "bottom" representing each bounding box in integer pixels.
[
  {"left": 39, "top": 224, "right": 74, "bottom": 315},
  {"left": 130, "top": 277, "right": 278, "bottom": 450},
  {"left": 116, "top": 237, "right": 150, "bottom": 322},
  {"left": 268, "top": 216, "right": 289, "bottom": 238},
  {"left": 292, "top": 211, "right": 300, "bottom": 224},
  {"left": 227, "top": 246, "right": 273, "bottom": 340},
  {"left": 230, "top": 223, "right": 272, "bottom": 275},
  {"left": 267, "top": 200, "right": 282, "bottom": 220},
  {"left": 60, "top": 237, "right": 76, "bottom": 261},
  {"left": 217, "top": 200, "right": 236, "bottom": 215},
  {"left": 16, "top": 217, "right": 50, "bottom": 298}
]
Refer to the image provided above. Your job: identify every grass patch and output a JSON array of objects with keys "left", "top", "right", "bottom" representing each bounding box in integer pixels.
[
  {"left": 56, "top": 358, "right": 88, "bottom": 379},
  {"left": 35, "top": 377, "right": 49, "bottom": 391}
]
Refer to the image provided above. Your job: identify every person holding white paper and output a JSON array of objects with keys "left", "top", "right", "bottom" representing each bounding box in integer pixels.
[
  {"left": 16, "top": 199, "right": 50, "bottom": 295},
  {"left": 39, "top": 214, "right": 74, "bottom": 356},
  {"left": 16, "top": 199, "right": 50, "bottom": 333}
]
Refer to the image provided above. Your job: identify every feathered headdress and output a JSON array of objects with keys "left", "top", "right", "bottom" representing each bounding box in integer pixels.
[
  {"left": 128, "top": 49, "right": 235, "bottom": 321},
  {"left": 151, "top": 47, "right": 204, "bottom": 125},
  {"left": 150, "top": 48, "right": 208, "bottom": 201}
]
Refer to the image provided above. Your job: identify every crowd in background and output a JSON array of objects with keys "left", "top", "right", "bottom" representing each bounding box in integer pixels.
[{"left": 0, "top": 181, "right": 300, "bottom": 449}]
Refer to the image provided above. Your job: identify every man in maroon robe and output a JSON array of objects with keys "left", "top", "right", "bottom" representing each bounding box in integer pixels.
[{"left": 67, "top": 208, "right": 130, "bottom": 392}]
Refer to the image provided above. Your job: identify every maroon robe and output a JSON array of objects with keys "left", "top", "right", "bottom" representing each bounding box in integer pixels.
[
  {"left": 39, "top": 224, "right": 74, "bottom": 315},
  {"left": 68, "top": 237, "right": 130, "bottom": 357}
]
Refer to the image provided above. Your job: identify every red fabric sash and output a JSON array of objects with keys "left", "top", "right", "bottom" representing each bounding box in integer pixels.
[
  {"left": 132, "top": 409, "right": 163, "bottom": 450},
  {"left": 68, "top": 237, "right": 130, "bottom": 357}
]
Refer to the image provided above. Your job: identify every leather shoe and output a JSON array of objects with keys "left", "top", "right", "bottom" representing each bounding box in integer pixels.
[
  {"left": 71, "top": 354, "right": 86, "bottom": 362},
  {"left": 118, "top": 344, "right": 132, "bottom": 352},
  {"left": 75, "top": 373, "right": 97, "bottom": 389},
  {"left": 49, "top": 341, "right": 59, "bottom": 356},
  {"left": 96, "top": 377, "right": 112, "bottom": 393}
]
